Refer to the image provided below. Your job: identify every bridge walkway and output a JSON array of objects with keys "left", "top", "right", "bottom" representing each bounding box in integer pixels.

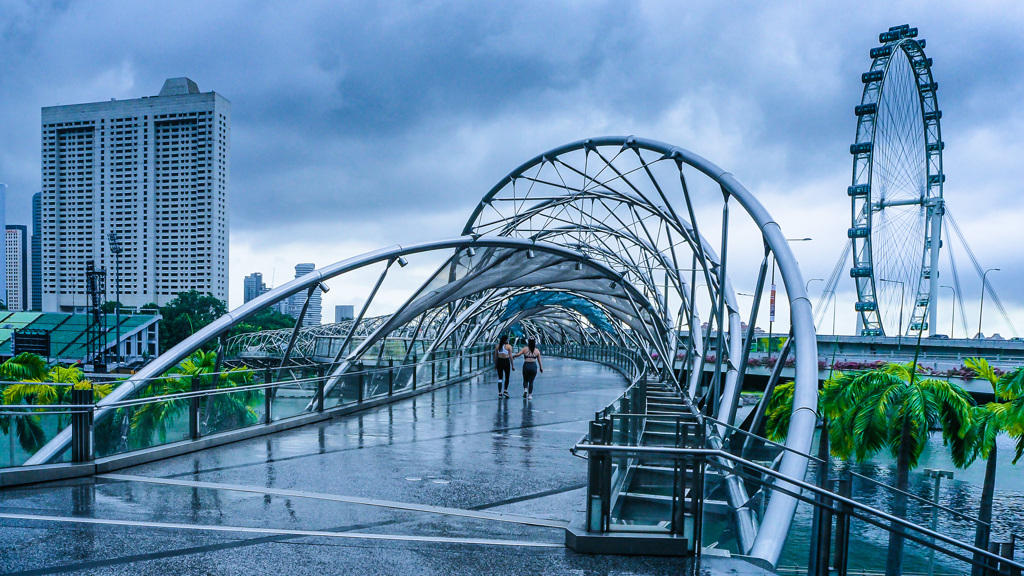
[{"left": 0, "top": 358, "right": 768, "bottom": 575}]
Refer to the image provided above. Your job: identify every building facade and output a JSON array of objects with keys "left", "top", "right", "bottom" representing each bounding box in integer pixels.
[
  {"left": 335, "top": 305, "right": 354, "bottom": 323},
  {"left": 6, "top": 226, "right": 28, "bottom": 311},
  {"left": 40, "top": 77, "right": 230, "bottom": 312},
  {"left": 243, "top": 272, "right": 267, "bottom": 303},
  {"left": 32, "top": 192, "right": 42, "bottom": 310},
  {"left": 288, "top": 263, "right": 321, "bottom": 326},
  {"left": 0, "top": 184, "right": 7, "bottom": 309}
]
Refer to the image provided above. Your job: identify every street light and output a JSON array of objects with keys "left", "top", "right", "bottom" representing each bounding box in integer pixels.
[
  {"left": 977, "top": 268, "right": 1000, "bottom": 339},
  {"left": 107, "top": 232, "right": 123, "bottom": 366},
  {"left": 805, "top": 278, "right": 824, "bottom": 293},
  {"left": 765, "top": 238, "right": 813, "bottom": 361},
  {"left": 822, "top": 289, "right": 838, "bottom": 337},
  {"left": 941, "top": 285, "right": 956, "bottom": 339},
  {"left": 879, "top": 278, "right": 905, "bottom": 349}
]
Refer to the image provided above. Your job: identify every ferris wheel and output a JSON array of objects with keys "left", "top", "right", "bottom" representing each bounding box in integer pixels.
[{"left": 849, "top": 24, "right": 944, "bottom": 337}]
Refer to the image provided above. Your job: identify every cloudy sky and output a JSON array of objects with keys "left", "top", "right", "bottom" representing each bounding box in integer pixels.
[{"left": 1, "top": 1, "right": 1021, "bottom": 335}]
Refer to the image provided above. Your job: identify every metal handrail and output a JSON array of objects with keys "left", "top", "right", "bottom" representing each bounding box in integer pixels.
[
  {"left": 1, "top": 347, "right": 492, "bottom": 469},
  {"left": 0, "top": 351, "right": 487, "bottom": 413},
  {"left": 846, "top": 469, "right": 991, "bottom": 528},
  {"left": 702, "top": 415, "right": 827, "bottom": 465},
  {"left": 0, "top": 348, "right": 482, "bottom": 391},
  {"left": 572, "top": 443, "right": 1024, "bottom": 573}
]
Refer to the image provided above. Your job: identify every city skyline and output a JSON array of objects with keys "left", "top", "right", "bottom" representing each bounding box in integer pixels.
[{"left": 0, "top": 2, "right": 1021, "bottom": 334}]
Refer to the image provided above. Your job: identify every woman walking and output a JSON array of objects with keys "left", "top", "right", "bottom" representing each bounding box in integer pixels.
[
  {"left": 495, "top": 335, "right": 514, "bottom": 398},
  {"left": 513, "top": 338, "right": 543, "bottom": 399}
]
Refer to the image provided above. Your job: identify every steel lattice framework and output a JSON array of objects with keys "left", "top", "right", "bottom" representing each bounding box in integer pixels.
[
  {"left": 849, "top": 24, "right": 944, "bottom": 337},
  {"left": 28, "top": 136, "right": 817, "bottom": 567}
]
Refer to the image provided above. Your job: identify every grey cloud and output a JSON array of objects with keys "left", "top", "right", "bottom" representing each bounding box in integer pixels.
[{"left": 1, "top": 0, "right": 1023, "bottom": 330}]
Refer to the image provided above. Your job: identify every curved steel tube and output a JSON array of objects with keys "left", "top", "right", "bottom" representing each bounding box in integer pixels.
[
  {"left": 27, "top": 236, "right": 665, "bottom": 466},
  {"left": 28, "top": 136, "right": 817, "bottom": 567}
]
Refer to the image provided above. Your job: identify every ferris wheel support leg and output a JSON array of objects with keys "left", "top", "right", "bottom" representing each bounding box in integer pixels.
[{"left": 927, "top": 200, "right": 944, "bottom": 336}]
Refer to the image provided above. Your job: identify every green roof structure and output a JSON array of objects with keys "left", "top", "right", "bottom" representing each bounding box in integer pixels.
[{"left": 0, "top": 312, "right": 160, "bottom": 364}]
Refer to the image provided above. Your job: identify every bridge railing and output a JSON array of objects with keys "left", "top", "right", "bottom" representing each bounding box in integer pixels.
[
  {"left": 573, "top": 421, "right": 1024, "bottom": 575},
  {"left": 0, "top": 345, "right": 491, "bottom": 478},
  {"left": 548, "top": 343, "right": 650, "bottom": 416}
]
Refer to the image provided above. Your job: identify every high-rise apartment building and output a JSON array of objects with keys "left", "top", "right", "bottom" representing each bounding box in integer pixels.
[
  {"left": 288, "top": 263, "right": 321, "bottom": 326},
  {"left": 335, "top": 305, "right": 354, "bottom": 323},
  {"left": 243, "top": 272, "right": 267, "bottom": 303},
  {"left": 0, "top": 184, "right": 7, "bottom": 308},
  {"left": 32, "top": 192, "right": 42, "bottom": 310},
  {"left": 6, "top": 226, "right": 28, "bottom": 311},
  {"left": 40, "top": 77, "right": 230, "bottom": 312}
]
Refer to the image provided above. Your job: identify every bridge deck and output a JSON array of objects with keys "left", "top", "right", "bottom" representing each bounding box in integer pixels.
[{"left": 0, "top": 359, "right": 766, "bottom": 575}]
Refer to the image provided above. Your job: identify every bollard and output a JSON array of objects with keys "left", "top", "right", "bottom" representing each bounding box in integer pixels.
[
  {"left": 189, "top": 375, "right": 200, "bottom": 440},
  {"left": 358, "top": 364, "right": 365, "bottom": 403},
  {"left": 388, "top": 365, "right": 394, "bottom": 396},
  {"left": 70, "top": 387, "right": 94, "bottom": 463},
  {"left": 264, "top": 367, "right": 273, "bottom": 424},
  {"left": 412, "top": 355, "right": 418, "bottom": 390},
  {"left": 987, "top": 542, "right": 1001, "bottom": 576},
  {"left": 1000, "top": 542, "right": 1019, "bottom": 576},
  {"left": 316, "top": 367, "right": 325, "bottom": 412},
  {"left": 587, "top": 420, "right": 613, "bottom": 533}
]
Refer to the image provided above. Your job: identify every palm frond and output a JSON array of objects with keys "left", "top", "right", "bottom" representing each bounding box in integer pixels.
[
  {"left": 764, "top": 381, "right": 796, "bottom": 443},
  {"left": 15, "top": 415, "right": 46, "bottom": 453},
  {"left": 997, "top": 367, "right": 1024, "bottom": 402},
  {"left": 0, "top": 353, "right": 49, "bottom": 381},
  {"left": 965, "top": 357, "right": 998, "bottom": 387}
]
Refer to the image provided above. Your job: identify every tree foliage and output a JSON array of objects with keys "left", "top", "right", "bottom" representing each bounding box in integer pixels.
[
  {"left": 0, "top": 358, "right": 113, "bottom": 454},
  {"left": 130, "top": 350, "right": 256, "bottom": 446},
  {"left": 821, "top": 362, "right": 972, "bottom": 467},
  {"left": 154, "top": 290, "right": 228, "bottom": 352},
  {"left": 231, "top": 307, "right": 296, "bottom": 336}
]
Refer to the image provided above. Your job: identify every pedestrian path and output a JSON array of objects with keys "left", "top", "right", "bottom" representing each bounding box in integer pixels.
[{"left": 0, "top": 358, "right": 771, "bottom": 575}]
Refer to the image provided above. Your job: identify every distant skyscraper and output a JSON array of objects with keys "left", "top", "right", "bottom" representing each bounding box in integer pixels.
[
  {"left": 0, "top": 184, "right": 7, "bottom": 309},
  {"left": 6, "top": 226, "right": 28, "bottom": 311},
  {"left": 243, "top": 272, "right": 267, "bottom": 303},
  {"left": 335, "top": 305, "right": 354, "bottom": 323},
  {"left": 31, "top": 192, "right": 42, "bottom": 310},
  {"left": 288, "top": 263, "right": 321, "bottom": 326},
  {"left": 41, "top": 77, "right": 230, "bottom": 311}
]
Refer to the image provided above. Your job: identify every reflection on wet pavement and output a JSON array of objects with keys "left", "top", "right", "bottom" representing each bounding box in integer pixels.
[{"left": 0, "top": 358, "right": 711, "bottom": 575}]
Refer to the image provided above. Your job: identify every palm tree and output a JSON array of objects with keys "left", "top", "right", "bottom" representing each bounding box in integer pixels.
[
  {"left": 956, "top": 358, "right": 1024, "bottom": 576},
  {"left": 821, "top": 362, "right": 973, "bottom": 576},
  {"left": 1, "top": 358, "right": 111, "bottom": 455},
  {"left": 130, "top": 351, "right": 256, "bottom": 447},
  {"left": 766, "top": 363, "right": 974, "bottom": 576}
]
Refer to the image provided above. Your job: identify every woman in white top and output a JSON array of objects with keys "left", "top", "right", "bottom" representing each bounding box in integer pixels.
[{"left": 495, "top": 334, "right": 514, "bottom": 398}]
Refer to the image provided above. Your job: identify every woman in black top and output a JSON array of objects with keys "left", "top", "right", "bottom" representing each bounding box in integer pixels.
[{"left": 512, "top": 338, "right": 543, "bottom": 398}]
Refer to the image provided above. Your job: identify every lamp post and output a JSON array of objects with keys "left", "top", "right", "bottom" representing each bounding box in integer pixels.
[
  {"left": 766, "top": 238, "right": 812, "bottom": 361},
  {"left": 107, "top": 232, "right": 123, "bottom": 366},
  {"left": 941, "top": 285, "right": 955, "bottom": 339},
  {"left": 977, "top": 268, "right": 1000, "bottom": 339},
  {"left": 879, "top": 278, "right": 905, "bottom": 349},
  {"left": 823, "top": 290, "right": 838, "bottom": 337},
  {"left": 737, "top": 292, "right": 756, "bottom": 353}
]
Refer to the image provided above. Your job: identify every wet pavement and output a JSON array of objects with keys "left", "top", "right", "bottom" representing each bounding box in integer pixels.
[{"left": 0, "top": 358, "right": 757, "bottom": 575}]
